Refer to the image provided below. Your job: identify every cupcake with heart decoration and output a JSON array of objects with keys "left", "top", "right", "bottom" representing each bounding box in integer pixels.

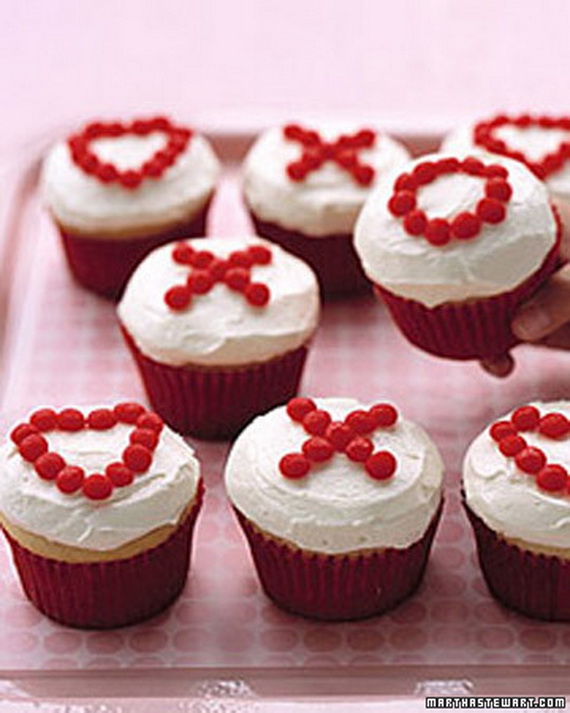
[
  {"left": 463, "top": 401, "right": 570, "bottom": 620},
  {"left": 0, "top": 402, "right": 203, "bottom": 628},
  {"left": 42, "top": 116, "right": 220, "bottom": 299},
  {"left": 225, "top": 397, "right": 444, "bottom": 620},
  {"left": 117, "top": 236, "right": 320, "bottom": 439},
  {"left": 242, "top": 121, "right": 410, "bottom": 298},
  {"left": 442, "top": 113, "right": 570, "bottom": 203},
  {"left": 354, "top": 152, "right": 561, "bottom": 360}
]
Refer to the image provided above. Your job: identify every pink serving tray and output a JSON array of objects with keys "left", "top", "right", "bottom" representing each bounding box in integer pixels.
[{"left": 0, "top": 129, "right": 569, "bottom": 708}]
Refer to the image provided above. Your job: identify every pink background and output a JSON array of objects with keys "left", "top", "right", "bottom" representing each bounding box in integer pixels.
[{"left": 2, "top": 0, "right": 570, "bottom": 149}]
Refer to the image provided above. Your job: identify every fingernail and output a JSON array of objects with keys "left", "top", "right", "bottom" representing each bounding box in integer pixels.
[{"left": 512, "top": 304, "right": 551, "bottom": 340}]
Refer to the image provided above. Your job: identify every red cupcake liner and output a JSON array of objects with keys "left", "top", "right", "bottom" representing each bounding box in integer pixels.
[
  {"left": 234, "top": 502, "right": 443, "bottom": 621},
  {"left": 3, "top": 482, "right": 203, "bottom": 629},
  {"left": 122, "top": 327, "right": 310, "bottom": 439},
  {"left": 249, "top": 213, "right": 370, "bottom": 299},
  {"left": 375, "top": 240, "right": 560, "bottom": 360},
  {"left": 58, "top": 200, "right": 211, "bottom": 301},
  {"left": 464, "top": 501, "right": 570, "bottom": 621}
]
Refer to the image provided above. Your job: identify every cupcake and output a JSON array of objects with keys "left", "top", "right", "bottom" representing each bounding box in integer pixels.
[
  {"left": 463, "top": 401, "right": 570, "bottom": 620},
  {"left": 117, "top": 237, "right": 320, "bottom": 439},
  {"left": 0, "top": 402, "right": 202, "bottom": 628},
  {"left": 442, "top": 113, "right": 570, "bottom": 202},
  {"left": 354, "top": 153, "right": 561, "bottom": 360},
  {"left": 42, "top": 116, "right": 220, "bottom": 299},
  {"left": 243, "top": 122, "right": 410, "bottom": 298},
  {"left": 225, "top": 397, "right": 444, "bottom": 620}
]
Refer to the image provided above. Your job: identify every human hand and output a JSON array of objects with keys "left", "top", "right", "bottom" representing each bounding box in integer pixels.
[{"left": 481, "top": 199, "right": 570, "bottom": 377}]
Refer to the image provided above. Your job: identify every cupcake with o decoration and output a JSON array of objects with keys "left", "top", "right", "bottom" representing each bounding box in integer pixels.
[
  {"left": 442, "top": 113, "right": 570, "bottom": 202},
  {"left": 118, "top": 236, "right": 320, "bottom": 439},
  {"left": 42, "top": 116, "right": 220, "bottom": 299},
  {"left": 225, "top": 397, "right": 444, "bottom": 620},
  {"left": 0, "top": 402, "right": 202, "bottom": 628},
  {"left": 354, "top": 152, "right": 561, "bottom": 360},
  {"left": 243, "top": 122, "right": 410, "bottom": 298},
  {"left": 463, "top": 401, "right": 570, "bottom": 620}
]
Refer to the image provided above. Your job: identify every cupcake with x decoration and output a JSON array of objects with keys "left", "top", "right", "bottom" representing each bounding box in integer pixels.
[
  {"left": 225, "top": 397, "right": 444, "bottom": 620},
  {"left": 42, "top": 115, "right": 220, "bottom": 299},
  {"left": 0, "top": 402, "right": 202, "bottom": 628},
  {"left": 118, "top": 236, "right": 320, "bottom": 439},
  {"left": 243, "top": 121, "right": 410, "bottom": 298},
  {"left": 464, "top": 401, "right": 570, "bottom": 620},
  {"left": 442, "top": 113, "right": 570, "bottom": 203},
  {"left": 354, "top": 152, "right": 561, "bottom": 360}
]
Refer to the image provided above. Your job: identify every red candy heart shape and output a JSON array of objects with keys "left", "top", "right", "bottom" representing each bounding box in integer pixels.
[
  {"left": 10, "top": 403, "right": 164, "bottom": 501},
  {"left": 474, "top": 113, "right": 570, "bottom": 180},
  {"left": 388, "top": 156, "right": 513, "bottom": 246},
  {"left": 279, "top": 398, "right": 398, "bottom": 481},
  {"left": 489, "top": 405, "right": 570, "bottom": 493},
  {"left": 67, "top": 116, "right": 192, "bottom": 190}
]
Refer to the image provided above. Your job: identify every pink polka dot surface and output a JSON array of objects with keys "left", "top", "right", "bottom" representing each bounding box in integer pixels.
[{"left": 1, "top": 148, "right": 570, "bottom": 678}]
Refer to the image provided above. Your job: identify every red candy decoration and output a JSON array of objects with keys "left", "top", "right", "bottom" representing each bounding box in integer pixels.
[
  {"left": 165, "top": 242, "right": 272, "bottom": 311},
  {"left": 67, "top": 116, "right": 192, "bottom": 190},
  {"left": 12, "top": 403, "right": 163, "bottom": 501},
  {"left": 283, "top": 124, "right": 377, "bottom": 186},
  {"left": 489, "top": 405, "right": 570, "bottom": 495},
  {"left": 473, "top": 113, "right": 570, "bottom": 180},
  {"left": 279, "top": 399, "right": 399, "bottom": 481},
  {"left": 388, "top": 156, "right": 513, "bottom": 246}
]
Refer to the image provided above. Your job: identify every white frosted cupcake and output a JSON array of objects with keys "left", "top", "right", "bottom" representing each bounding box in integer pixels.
[
  {"left": 0, "top": 402, "right": 202, "bottom": 628},
  {"left": 42, "top": 116, "right": 220, "bottom": 299},
  {"left": 118, "top": 236, "right": 320, "bottom": 439},
  {"left": 225, "top": 397, "right": 444, "bottom": 620},
  {"left": 243, "top": 122, "right": 410, "bottom": 298},
  {"left": 442, "top": 113, "right": 570, "bottom": 202},
  {"left": 354, "top": 152, "right": 561, "bottom": 359},
  {"left": 464, "top": 401, "right": 570, "bottom": 620}
]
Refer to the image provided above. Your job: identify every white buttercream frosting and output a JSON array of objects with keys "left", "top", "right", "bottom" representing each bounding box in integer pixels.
[
  {"left": 463, "top": 401, "right": 570, "bottom": 551},
  {"left": 442, "top": 122, "right": 570, "bottom": 203},
  {"left": 117, "top": 236, "right": 320, "bottom": 367},
  {"left": 42, "top": 129, "right": 220, "bottom": 235},
  {"left": 225, "top": 398, "right": 444, "bottom": 554},
  {"left": 0, "top": 409, "right": 200, "bottom": 551},
  {"left": 243, "top": 123, "right": 410, "bottom": 237},
  {"left": 354, "top": 153, "right": 557, "bottom": 308}
]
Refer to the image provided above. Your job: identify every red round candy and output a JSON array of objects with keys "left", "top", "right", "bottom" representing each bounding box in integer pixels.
[
  {"left": 499, "top": 434, "right": 527, "bottom": 456},
  {"left": 172, "top": 243, "right": 195, "bottom": 264},
  {"left": 515, "top": 447, "right": 547, "bottom": 474},
  {"left": 137, "top": 412, "right": 163, "bottom": 433},
  {"left": 83, "top": 474, "right": 114, "bottom": 500},
  {"left": 56, "top": 466, "right": 85, "bottom": 494},
  {"left": 345, "top": 410, "right": 377, "bottom": 435},
  {"left": 425, "top": 219, "right": 451, "bottom": 246},
  {"left": 462, "top": 157, "right": 485, "bottom": 175},
  {"left": 537, "top": 464, "right": 568, "bottom": 492},
  {"left": 10, "top": 423, "right": 39, "bottom": 445},
  {"left": 365, "top": 451, "right": 397, "bottom": 480},
  {"left": 485, "top": 164, "right": 509, "bottom": 179},
  {"left": 57, "top": 408, "right": 84, "bottom": 431},
  {"left": 325, "top": 422, "right": 354, "bottom": 452},
  {"left": 403, "top": 209, "right": 428, "bottom": 236},
  {"left": 489, "top": 421, "right": 516, "bottom": 442},
  {"left": 369, "top": 403, "right": 398, "bottom": 428},
  {"left": 345, "top": 437, "right": 374, "bottom": 462},
  {"left": 120, "top": 170, "right": 142, "bottom": 189},
  {"left": 114, "top": 402, "right": 146, "bottom": 424},
  {"left": 35, "top": 452, "right": 66, "bottom": 480},
  {"left": 394, "top": 173, "right": 416, "bottom": 191},
  {"left": 228, "top": 250, "right": 254, "bottom": 268},
  {"left": 106, "top": 462, "right": 134, "bottom": 487},
  {"left": 130, "top": 428, "right": 159, "bottom": 451},
  {"left": 98, "top": 163, "right": 119, "bottom": 182},
  {"left": 123, "top": 444, "right": 152, "bottom": 473},
  {"left": 388, "top": 191, "right": 416, "bottom": 217},
  {"left": 303, "top": 409, "right": 332, "bottom": 436},
  {"left": 302, "top": 437, "right": 334, "bottom": 463},
  {"left": 30, "top": 408, "right": 58, "bottom": 432},
  {"left": 245, "top": 283, "right": 270, "bottom": 307},
  {"left": 286, "top": 397, "right": 317, "bottom": 422},
  {"left": 209, "top": 258, "right": 228, "bottom": 281},
  {"left": 450, "top": 212, "right": 480, "bottom": 240},
  {"left": 87, "top": 408, "right": 118, "bottom": 430},
  {"left": 413, "top": 162, "right": 436, "bottom": 184},
  {"left": 477, "top": 198, "right": 506, "bottom": 224},
  {"left": 165, "top": 285, "right": 191, "bottom": 310},
  {"left": 187, "top": 270, "right": 214, "bottom": 295},
  {"left": 351, "top": 164, "right": 374, "bottom": 186},
  {"left": 279, "top": 453, "right": 310, "bottom": 479},
  {"left": 538, "top": 413, "right": 570, "bottom": 439},
  {"left": 486, "top": 178, "right": 512, "bottom": 202},
  {"left": 190, "top": 250, "right": 215, "bottom": 269},
  {"left": 510, "top": 406, "right": 540, "bottom": 432},
  {"left": 224, "top": 268, "right": 250, "bottom": 292},
  {"left": 19, "top": 434, "right": 48, "bottom": 462}
]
